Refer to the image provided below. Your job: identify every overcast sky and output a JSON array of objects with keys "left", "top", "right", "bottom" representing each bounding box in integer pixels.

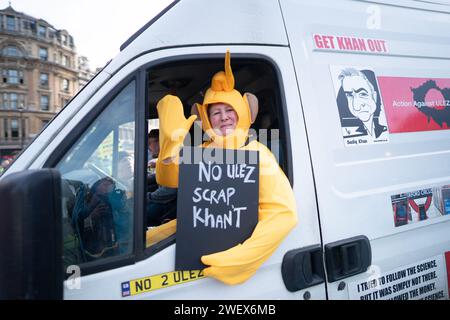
[{"left": 5, "top": 0, "right": 174, "bottom": 69}]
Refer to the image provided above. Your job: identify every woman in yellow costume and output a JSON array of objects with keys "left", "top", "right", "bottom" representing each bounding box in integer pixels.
[{"left": 148, "top": 51, "right": 298, "bottom": 285}]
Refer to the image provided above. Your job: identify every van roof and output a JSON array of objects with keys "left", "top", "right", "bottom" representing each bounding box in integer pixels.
[{"left": 104, "top": 0, "right": 288, "bottom": 74}]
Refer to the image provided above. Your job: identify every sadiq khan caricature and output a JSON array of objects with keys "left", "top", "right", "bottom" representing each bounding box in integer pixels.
[{"left": 331, "top": 66, "right": 389, "bottom": 146}]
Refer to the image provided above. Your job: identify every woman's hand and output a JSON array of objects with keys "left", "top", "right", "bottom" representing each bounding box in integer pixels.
[{"left": 156, "top": 95, "right": 197, "bottom": 161}]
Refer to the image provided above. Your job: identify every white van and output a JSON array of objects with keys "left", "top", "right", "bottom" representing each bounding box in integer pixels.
[{"left": 0, "top": 0, "right": 449, "bottom": 300}]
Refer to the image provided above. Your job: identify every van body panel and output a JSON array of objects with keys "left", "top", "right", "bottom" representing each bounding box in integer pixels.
[{"left": 281, "top": 0, "right": 450, "bottom": 299}]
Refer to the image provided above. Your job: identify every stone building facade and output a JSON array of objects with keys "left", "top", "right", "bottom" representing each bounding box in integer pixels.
[{"left": 0, "top": 5, "right": 82, "bottom": 159}]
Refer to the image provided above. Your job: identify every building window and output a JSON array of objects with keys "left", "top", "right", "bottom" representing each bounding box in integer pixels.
[
  {"left": 40, "top": 95, "right": 49, "bottom": 111},
  {"left": 40, "top": 73, "right": 49, "bottom": 87},
  {"left": 6, "top": 16, "right": 16, "bottom": 31},
  {"left": 2, "top": 93, "right": 23, "bottom": 110},
  {"left": 3, "top": 69, "right": 24, "bottom": 85},
  {"left": 38, "top": 25, "right": 46, "bottom": 38},
  {"left": 11, "top": 119, "right": 19, "bottom": 138},
  {"left": 2, "top": 93, "right": 18, "bottom": 109},
  {"left": 10, "top": 93, "right": 18, "bottom": 109},
  {"left": 2, "top": 46, "right": 22, "bottom": 57},
  {"left": 22, "top": 20, "right": 31, "bottom": 30},
  {"left": 2, "top": 93, "right": 7, "bottom": 109},
  {"left": 39, "top": 47, "right": 48, "bottom": 61},
  {"left": 4, "top": 69, "right": 17, "bottom": 84},
  {"left": 62, "top": 78, "right": 69, "bottom": 92},
  {"left": 62, "top": 55, "right": 70, "bottom": 67},
  {"left": 48, "top": 28, "right": 56, "bottom": 39}
]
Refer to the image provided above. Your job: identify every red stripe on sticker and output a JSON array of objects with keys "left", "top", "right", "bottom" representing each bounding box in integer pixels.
[{"left": 446, "top": 252, "right": 450, "bottom": 294}]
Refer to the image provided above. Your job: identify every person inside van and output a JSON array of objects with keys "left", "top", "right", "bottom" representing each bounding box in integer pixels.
[
  {"left": 145, "top": 129, "right": 178, "bottom": 226},
  {"left": 148, "top": 129, "right": 159, "bottom": 173},
  {"left": 146, "top": 50, "right": 297, "bottom": 285},
  {"left": 337, "top": 68, "right": 387, "bottom": 140}
]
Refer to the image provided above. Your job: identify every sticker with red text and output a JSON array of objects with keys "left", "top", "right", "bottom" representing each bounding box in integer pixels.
[
  {"left": 313, "top": 34, "right": 388, "bottom": 54},
  {"left": 377, "top": 76, "right": 450, "bottom": 133}
]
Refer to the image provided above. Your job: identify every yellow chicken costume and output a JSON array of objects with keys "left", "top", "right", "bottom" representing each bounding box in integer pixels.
[{"left": 147, "top": 51, "right": 298, "bottom": 285}]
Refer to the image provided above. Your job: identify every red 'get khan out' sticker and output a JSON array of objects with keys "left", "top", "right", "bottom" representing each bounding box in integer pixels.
[{"left": 313, "top": 34, "right": 388, "bottom": 53}]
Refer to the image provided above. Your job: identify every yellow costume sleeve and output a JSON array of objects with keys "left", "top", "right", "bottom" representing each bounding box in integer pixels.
[
  {"left": 155, "top": 95, "right": 196, "bottom": 188},
  {"left": 201, "top": 142, "right": 298, "bottom": 285},
  {"left": 146, "top": 219, "right": 177, "bottom": 248}
]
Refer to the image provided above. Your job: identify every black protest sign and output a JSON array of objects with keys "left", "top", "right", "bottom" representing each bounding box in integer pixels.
[{"left": 175, "top": 147, "right": 259, "bottom": 271}]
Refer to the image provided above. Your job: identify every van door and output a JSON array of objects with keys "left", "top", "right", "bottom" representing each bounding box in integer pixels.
[
  {"left": 281, "top": 0, "right": 450, "bottom": 300},
  {"left": 37, "top": 46, "right": 325, "bottom": 299}
]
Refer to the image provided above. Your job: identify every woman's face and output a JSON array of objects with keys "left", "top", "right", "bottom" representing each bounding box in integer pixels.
[{"left": 208, "top": 103, "right": 239, "bottom": 136}]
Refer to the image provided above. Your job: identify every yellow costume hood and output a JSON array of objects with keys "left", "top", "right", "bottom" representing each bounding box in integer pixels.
[{"left": 194, "top": 50, "right": 253, "bottom": 149}]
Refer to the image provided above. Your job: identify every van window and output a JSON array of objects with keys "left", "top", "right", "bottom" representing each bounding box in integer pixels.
[
  {"left": 57, "top": 81, "right": 135, "bottom": 270},
  {"left": 144, "top": 57, "right": 290, "bottom": 250}
]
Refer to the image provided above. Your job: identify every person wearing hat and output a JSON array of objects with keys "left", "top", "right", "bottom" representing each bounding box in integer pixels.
[{"left": 147, "top": 51, "right": 297, "bottom": 285}]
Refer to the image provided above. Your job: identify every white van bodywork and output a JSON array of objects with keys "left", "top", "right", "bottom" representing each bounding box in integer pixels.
[{"left": 2, "top": 0, "right": 449, "bottom": 300}]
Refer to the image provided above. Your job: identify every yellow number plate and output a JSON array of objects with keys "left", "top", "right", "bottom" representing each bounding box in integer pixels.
[{"left": 121, "top": 270, "right": 205, "bottom": 297}]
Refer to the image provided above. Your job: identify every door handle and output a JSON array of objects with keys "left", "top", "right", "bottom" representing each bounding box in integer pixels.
[
  {"left": 325, "top": 235, "right": 372, "bottom": 282},
  {"left": 281, "top": 244, "right": 325, "bottom": 292}
]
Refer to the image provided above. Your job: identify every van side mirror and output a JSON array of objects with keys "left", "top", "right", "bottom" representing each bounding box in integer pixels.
[{"left": 0, "top": 169, "right": 63, "bottom": 299}]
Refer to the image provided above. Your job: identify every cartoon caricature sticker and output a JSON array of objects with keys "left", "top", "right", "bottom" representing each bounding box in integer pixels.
[{"left": 330, "top": 65, "right": 389, "bottom": 147}]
